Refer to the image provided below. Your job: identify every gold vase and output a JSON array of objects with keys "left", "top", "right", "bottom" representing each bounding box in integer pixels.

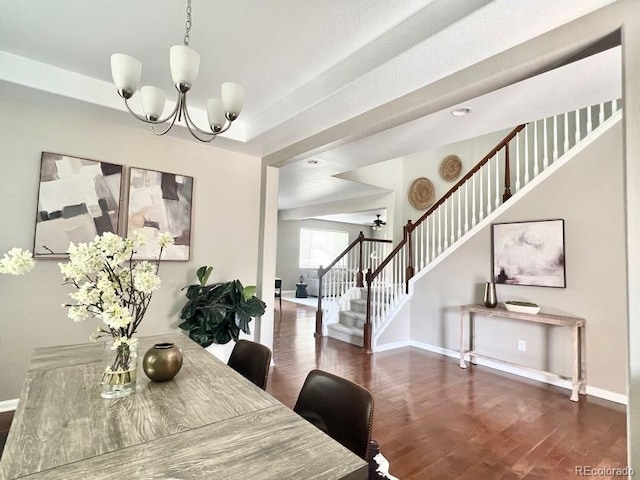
[{"left": 142, "top": 342, "right": 183, "bottom": 382}]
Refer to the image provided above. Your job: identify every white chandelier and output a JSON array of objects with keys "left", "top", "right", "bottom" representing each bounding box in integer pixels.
[{"left": 110, "top": 0, "right": 245, "bottom": 143}]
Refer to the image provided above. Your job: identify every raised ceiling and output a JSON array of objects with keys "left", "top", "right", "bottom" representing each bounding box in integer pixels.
[{"left": 0, "top": 0, "right": 618, "bottom": 214}]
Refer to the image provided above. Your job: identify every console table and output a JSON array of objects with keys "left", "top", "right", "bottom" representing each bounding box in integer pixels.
[
  {"left": 0, "top": 334, "right": 367, "bottom": 479},
  {"left": 458, "top": 304, "right": 586, "bottom": 402}
]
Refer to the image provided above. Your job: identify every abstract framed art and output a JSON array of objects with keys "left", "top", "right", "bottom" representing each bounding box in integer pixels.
[
  {"left": 33, "top": 152, "right": 123, "bottom": 257},
  {"left": 127, "top": 167, "right": 193, "bottom": 261},
  {"left": 492, "top": 219, "right": 566, "bottom": 288}
]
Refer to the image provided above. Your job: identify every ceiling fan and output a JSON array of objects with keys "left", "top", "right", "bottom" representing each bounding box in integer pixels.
[{"left": 372, "top": 214, "right": 386, "bottom": 231}]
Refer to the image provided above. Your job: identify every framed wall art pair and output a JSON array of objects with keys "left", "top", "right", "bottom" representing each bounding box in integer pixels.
[{"left": 32, "top": 152, "right": 193, "bottom": 261}]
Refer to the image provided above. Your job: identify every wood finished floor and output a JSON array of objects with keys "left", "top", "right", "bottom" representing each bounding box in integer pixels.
[
  {"left": 0, "top": 301, "right": 627, "bottom": 478},
  {"left": 268, "top": 300, "right": 627, "bottom": 479}
]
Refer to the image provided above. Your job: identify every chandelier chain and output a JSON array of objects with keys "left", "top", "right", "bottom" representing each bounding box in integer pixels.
[{"left": 184, "top": 0, "right": 192, "bottom": 46}]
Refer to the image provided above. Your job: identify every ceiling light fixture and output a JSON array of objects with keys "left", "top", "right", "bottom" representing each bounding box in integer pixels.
[
  {"left": 372, "top": 214, "right": 386, "bottom": 231},
  {"left": 451, "top": 107, "right": 472, "bottom": 117},
  {"left": 110, "top": 0, "right": 245, "bottom": 143}
]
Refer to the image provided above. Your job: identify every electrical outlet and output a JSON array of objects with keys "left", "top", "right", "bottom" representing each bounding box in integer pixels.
[{"left": 518, "top": 339, "right": 527, "bottom": 352}]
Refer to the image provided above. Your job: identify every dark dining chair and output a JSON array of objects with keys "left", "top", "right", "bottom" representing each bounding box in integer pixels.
[
  {"left": 274, "top": 278, "right": 282, "bottom": 313},
  {"left": 227, "top": 339, "right": 272, "bottom": 390},
  {"left": 293, "top": 369, "right": 374, "bottom": 460}
]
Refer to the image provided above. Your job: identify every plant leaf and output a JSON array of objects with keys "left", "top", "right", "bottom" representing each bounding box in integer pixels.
[
  {"left": 196, "top": 265, "right": 213, "bottom": 286},
  {"left": 242, "top": 285, "right": 257, "bottom": 301}
]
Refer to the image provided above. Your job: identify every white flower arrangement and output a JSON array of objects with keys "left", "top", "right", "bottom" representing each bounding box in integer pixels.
[
  {"left": 59, "top": 231, "right": 174, "bottom": 344},
  {"left": 2, "top": 231, "right": 174, "bottom": 396},
  {"left": 0, "top": 248, "right": 35, "bottom": 275}
]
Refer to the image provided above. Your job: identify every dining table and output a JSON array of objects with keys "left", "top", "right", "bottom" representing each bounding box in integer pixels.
[{"left": 0, "top": 333, "right": 368, "bottom": 479}]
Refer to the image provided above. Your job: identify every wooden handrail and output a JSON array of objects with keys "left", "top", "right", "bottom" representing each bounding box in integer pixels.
[
  {"left": 370, "top": 238, "right": 407, "bottom": 280},
  {"left": 412, "top": 124, "right": 525, "bottom": 229},
  {"left": 318, "top": 235, "right": 392, "bottom": 277}
]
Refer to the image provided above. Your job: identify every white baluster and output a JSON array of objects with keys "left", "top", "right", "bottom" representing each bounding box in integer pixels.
[
  {"left": 494, "top": 153, "right": 500, "bottom": 209},
  {"left": 375, "top": 275, "right": 380, "bottom": 328},
  {"left": 533, "top": 120, "right": 539, "bottom": 177},
  {"left": 431, "top": 214, "right": 435, "bottom": 260},
  {"left": 457, "top": 189, "right": 462, "bottom": 239},
  {"left": 599, "top": 102, "right": 605, "bottom": 126},
  {"left": 415, "top": 226, "right": 420, "bottom": 269},
  {"left": 464, "top": 182, "right": 469, "bottom": 233},
  {"left": 450, "top": 197, "right": 455, "bottom": 245},
  {"left": 553, "top": 116, "right": 558, "bottom": 162},
  {"left": 486, "top": 163, "right": 492, "bottom": 215},
  {"left": 613, "top": 98, "right": 619, "bottom": 112},
  {"left": 562, "top": 113, "right": 569, "bottom": 155},
  {"left": 575, "top": 108, "right": 581, "bottom": 144},
  {"left": 425, "top": 219, "right": 430, "bottom": 264},
  {"left": 515, "top": 132, "right": 521, "bottom": 192},
  {"left": 438, "top": 208, "right": 442, "bottom": 254},
  {"left": 543, "top": 117, "right": 549, "bottom": 169},
  {"left": 472, "top": 175, "right": 477, "bottom": 227},
  {"left": 587, "top": 105, "right": 593, "bottom": 134},
  {"left": 479, "top": 167, "right": 484, "bottom": 221},
  {"left": 444, "top": 200, "right": 449, "bottom": 248},
  {"left": 420, "top": 219, "right": 427, "bottom": 270},
  {"left": 524, "top": 126, "right": 530, "bottom": 184}
]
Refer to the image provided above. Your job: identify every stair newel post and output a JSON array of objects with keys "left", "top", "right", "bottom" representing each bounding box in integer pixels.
[
  {"left": 356, "top": 231, "right": 365, "bottom": 288},
  {"left": 364, "top": 268, "right": 373, "bottom": 354},
  {"left": 315, "top": 266, "right": 324, "bottom": 338},
  {"left": 405, "top": 220, "right": 415, "bottom": 294},
  {"left": 503, "top": 142, "right": 512, "bottom": 202}
]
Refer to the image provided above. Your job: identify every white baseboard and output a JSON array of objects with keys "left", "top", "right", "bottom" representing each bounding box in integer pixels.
[
  {"left": 409, "top": 340, "right": 627, "bottom": 405},
  {"left": 0, "top": 399, "right": 18, "bottom": 412},
  {"left": 374, "top": 340, "right": 410, "bottom": 352}
]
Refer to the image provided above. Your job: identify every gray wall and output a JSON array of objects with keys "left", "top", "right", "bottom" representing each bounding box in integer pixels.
[
  {"left": 0, "top": 97, "right": 263, "bottom": 401},
  {"left": 276, "top": 218, "right": 371, "bottom": 290},
  {"left": 410, "top": 120, "right": 627, "bottom": 395}
]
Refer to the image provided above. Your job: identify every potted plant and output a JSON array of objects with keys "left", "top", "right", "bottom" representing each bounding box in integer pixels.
[{"left": 178, "top": 266, "right": 266, "bottom": 347}]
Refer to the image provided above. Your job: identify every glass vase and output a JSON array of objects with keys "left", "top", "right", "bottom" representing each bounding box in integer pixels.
[{"left": 100, "top": 339, "right": 138, "bottom": 399}]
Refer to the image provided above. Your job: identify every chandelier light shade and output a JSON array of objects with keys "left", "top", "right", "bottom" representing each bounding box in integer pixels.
[{"left": 110, "top": 0, "right": 245, "bottom": 142}]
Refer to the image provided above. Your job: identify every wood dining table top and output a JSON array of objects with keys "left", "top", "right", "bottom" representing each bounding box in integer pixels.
[{"left": 0, "top": 333, "right": 367, "bottom": 480}]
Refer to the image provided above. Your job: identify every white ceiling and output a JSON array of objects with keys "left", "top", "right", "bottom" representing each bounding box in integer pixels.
[
  {"left": 313, "top": 210, "right": 387, "bottom": 227},
  {"left": 0, "top": 0, "right": 618, "bottom": 215}
]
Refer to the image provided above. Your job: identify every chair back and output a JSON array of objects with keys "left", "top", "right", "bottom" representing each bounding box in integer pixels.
[
  {"left": 294, "top": 369, "right": 373, "bottom": 459},
  {"left": 227, "top": 340, "right": 272, "bottom": 390}
]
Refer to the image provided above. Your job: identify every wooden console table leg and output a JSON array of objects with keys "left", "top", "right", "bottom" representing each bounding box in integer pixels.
[
  {"left": 579, "top": 324, "right": 587, "bottom": 395},
  {"left": 459, "top": 308, "right": 467, "bottom": 369},
  {"left": 570, "top": 325, "right": 579, "bottom": 402}
]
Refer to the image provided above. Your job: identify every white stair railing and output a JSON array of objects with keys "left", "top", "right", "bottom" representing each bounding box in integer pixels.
[
  {"left": 363, "top": 100, "right": 622, "bottom": 352},
  {"left": 314, "top": 233, "right": 392, "bottom": 336}
]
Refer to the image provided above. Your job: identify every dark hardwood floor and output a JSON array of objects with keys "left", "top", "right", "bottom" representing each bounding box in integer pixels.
[
  {"left": 0, "top": 301, "right": 627, "bottom": 478},
  {"left": 0, "top": 410, "right": 12, "bottom": 460},
  {"left": 268, "top": 300, "right": 627, "bottom": 479}
]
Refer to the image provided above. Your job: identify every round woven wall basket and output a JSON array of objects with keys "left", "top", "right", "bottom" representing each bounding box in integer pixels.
[
  {"left": 439, "top": 154, "right": 462, "bottom": 182},
  {"left": 408, "top": 177, "right": 435, "bottom": 209}
]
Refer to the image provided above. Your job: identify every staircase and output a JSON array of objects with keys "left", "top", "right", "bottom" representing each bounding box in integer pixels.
[
  {"left": 316, "top": 100, "right": 622, "bottom": 351},
  {"left": 327, "top": 286, "right": 392, "bottom": 346}
]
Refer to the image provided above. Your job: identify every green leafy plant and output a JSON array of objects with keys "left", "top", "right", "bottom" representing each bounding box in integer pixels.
[{"left": 178, "top": 266, "right": 266, "bottom": 347}]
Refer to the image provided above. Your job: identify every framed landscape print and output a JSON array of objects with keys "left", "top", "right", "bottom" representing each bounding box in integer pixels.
[
  {"left": 33, "top": 152, "right": 122, "bottom": 257},
  {"left": 492, "top": 219, "right": 566, "bottom": 288},
  {"left": 127, "top": 167, "right": 193, "bottom": 261}
]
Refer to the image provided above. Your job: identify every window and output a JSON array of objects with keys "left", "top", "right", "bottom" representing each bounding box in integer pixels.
[{"left": 299, "top": 228, "right": 349, "bottom": 268}]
